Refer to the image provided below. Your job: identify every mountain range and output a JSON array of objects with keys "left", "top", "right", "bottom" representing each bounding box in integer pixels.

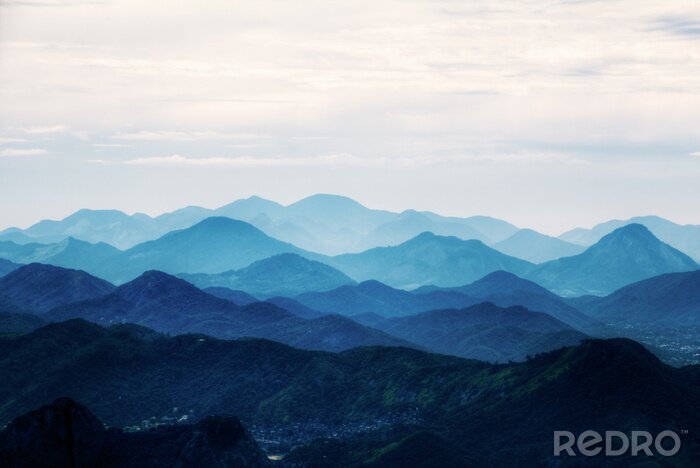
[
  {"left": 527, "top": 224, "right": 699, "bottom": 296},
  {"left": 493, "top": 229, "right": 585, "bottom": 263},
  {"left": 0, "top": 194, "right": 518, "bottom": 255},
  {"left": 560, "top": 215, "right": 700, "bottom": 262},
  {"left": 44, "top": 270, "right": 410, "bottom": 352},
  {"left": 0, "top": 320, "right": 697, "bottom": 466},
  {"left": 574, "top": 270, "right": 700, "bottom": 326},
  {"left": 363, "top": 302, "right": 586, "bottom": 362},
  {"left": 0, "top": 264, "right": 115, "bottom": 313},
  {"left": 180, "top": 253, "right": 354, "bottom": 298},
  {"left": 329, "top": 232, "right": 533, "bottom": 288}
]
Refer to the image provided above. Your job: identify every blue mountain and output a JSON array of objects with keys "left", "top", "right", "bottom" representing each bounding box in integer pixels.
[
  {"left": 0, "top": 264, "right": 115, "bottom": 313},
  {"left": 528, "top": 224, "right": 698, "bottom": 296},
  {"left": 493, "top": 229, "right": 585, "bottom": 263},
  {"left": 576, "top": 270, "right": 700, "bottom": 326},
  {"left": 330, "top": 232, "right": 533, "bottom": 288},
  {"left": 180, "top": 253, "right": 353, "bottom": 298}
]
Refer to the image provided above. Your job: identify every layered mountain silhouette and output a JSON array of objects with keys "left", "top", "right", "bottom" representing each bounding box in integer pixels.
[
  {"left": 330, "top": 232, "right": 533, "bottom": 288},
  {"left": 180, "top": 253, "right": 354, "bottom": 298},
  {"left": 95, "top": 217, "right": 314, "bottom": 283},
  {"left": 0, "top": 194, "right": 522, "bottom": 256},
  {"left": 0, "top": 238, "right": 121, "bottom": 277},
  {"left": 493, "top": 228, "right": 585, "bottom": 263},
  {"left": 0, "top": 264, "right": 115, "bottom": 313},
  {"left": 0, "top": 258, "right": 21, "bottom": 278},
  {"left": 202, "top": 286, "right": 259, "bottom": 305},
  {"left": 45, "top": 271, "right": 411, "bottom": 352},
  {"left": 0, "top": 321, "right": 697, "bottom": 466},
  {"left": 367, "top": 302, "right": 586, "bottom": 362},
  {"left": 560, "top": 215, "right": 700, "bottom": 262},
  {"left": 527, "top": 224, "right": 698, "bottom": 296},
  {"left": 425, "top": 271, "right": 599, "bottom": 331},
  {"left": 0, "top": 397, "right": 269, "bottom": 468},
  {"left": 295, "top": 279, "right": 478, "bottom": 318},
  {"left": 354, "top": 209, "right": 488, "bottom": 250},
  {"left": 576, "top": 270, "right": 700, "bottom": 326}
]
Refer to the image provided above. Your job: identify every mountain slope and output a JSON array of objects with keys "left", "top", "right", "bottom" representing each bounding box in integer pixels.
[
  {"left": 560, "top": 215, "right": 700, "bottom": 261},
  {"left": 0, "top": 264, "right": 115, "bottom": 313},
  {"left": 180, "top": 253, "right": 354, "bottom": 298},
  {"left": 370, "top": 302, "right": 586, "bottom": 362},
  {"left": 445, "top": 271, "right": 599, "bottom": 331},
  {"left": 493, "top": 229, "right": 585, "bottom": 263},
  {"left": 47, "top": 271, "right": 410, "bottom": 352},
  {"left": 330, "top": 232, "right": 534, "bottom": 289},
  {"left": 295, "top": 280, "right": 478, "bottom": 318},
  {"left": 0, "top": 322, "right": 697, "bottom": 465},
  {"left": 355, "top": 210, "right": 487, "bottom": 250},
  {"left": 0, "top": 238, "right": 121, "bottom": 277},
  {"left": 99, "top": 217, "right": 313, "bottom": 283},
  {"left": 577, "top": 270, "right": 700, "bottom": 325},
  {"left": 0, "top": 259, "right": 21, "bottom": 278},
  {"left": 528, "top": 224, "right": 698, "bottom": 296}
]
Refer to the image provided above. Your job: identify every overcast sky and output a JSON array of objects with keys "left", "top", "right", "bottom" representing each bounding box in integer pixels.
[{"left": 1, "top": 0, "right": 699, "bottom": 235}]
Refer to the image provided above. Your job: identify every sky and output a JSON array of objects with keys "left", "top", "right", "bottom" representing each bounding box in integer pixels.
[{"left": 1, "top": 0, "right": 699, "bottom": 235}]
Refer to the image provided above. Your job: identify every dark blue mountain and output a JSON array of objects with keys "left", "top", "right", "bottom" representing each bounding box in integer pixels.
[
  {"left": 444, "top": 271, "right": 599, "bottom": 331},
  {"left": 330, "top": 232, "right": 533, "bottom": 288},
  {"left": 0, "top": 264, "right": 115, "bottom": 313},
  {"left": 202, "top": 287, "right": 259, "bottom": 305},
  {"left": 527, "top": 224, "right": 698, "bottom": 296},
  {"left": 180, "top": 253, "right": 353, "bottom": 298},
  {"left": 47, "top": 271, "right": 411, "bottom": 352},
  {"left": 0, "top": 259, "right": 21, "bottom": 278},
  {"left": 369, "top": 302, "right": 586, "bottom": 362},
  {"left": 576, "top": 270, "right": 700, "bottom": 326},
  {"left": 295, "top": 279, "right": 478, "bottom": 318}
]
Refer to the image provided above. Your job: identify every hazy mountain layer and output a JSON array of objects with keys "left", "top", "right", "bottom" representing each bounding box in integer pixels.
[{"left": 528, "top": 224, "right": 698, "bottom": 296}]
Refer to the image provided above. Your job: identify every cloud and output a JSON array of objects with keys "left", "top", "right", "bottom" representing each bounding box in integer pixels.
[
  {"left": 90, "top": 153, "right": 377, "bottom": 167},
  {"left": 690, "top": 151, "right": 700, "bottom": 157},
  {"left": 15, "top": 125, "right": 67, "bottom": 134},
  {"left": 0, "top": 137, "right": 27, "bottom": 144},
  {"left": 109, "top": 131, "right": 265, "bottom": 141},
  {"left": 89, "top": 151, "right": 583, "bottom": 168},
  {"left": 651, "top": 16, "right": 700, "bottom": 38},
  {"left": 0, "top": 148, "right": 47, "bottom": 157}
]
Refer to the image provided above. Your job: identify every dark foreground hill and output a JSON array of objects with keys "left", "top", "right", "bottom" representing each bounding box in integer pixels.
[
  {"left": 0, "top": 320, "right": 698, "bottom": 466},
  {"left": 0, "top": 397, "right": 269, "bottom": 468}
]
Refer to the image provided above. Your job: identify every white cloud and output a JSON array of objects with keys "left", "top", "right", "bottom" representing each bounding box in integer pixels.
[
  {"left": 109, "top": 131, "right": 266, "bottom": 141},
  {"left": 0, "top": 148, "right": 47, "bottom": 157},
  {"left": 89, "top": 151, "right": 583, "bottom": 168},
  {"left": 690, "top": 151, "right": 700, "bottom": 157},
  {"left": 15, "top": 125, "right": 67, "bottom": 134},
  {"left": 0, "top": 137, "right": 27, "bottom": 144}
]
